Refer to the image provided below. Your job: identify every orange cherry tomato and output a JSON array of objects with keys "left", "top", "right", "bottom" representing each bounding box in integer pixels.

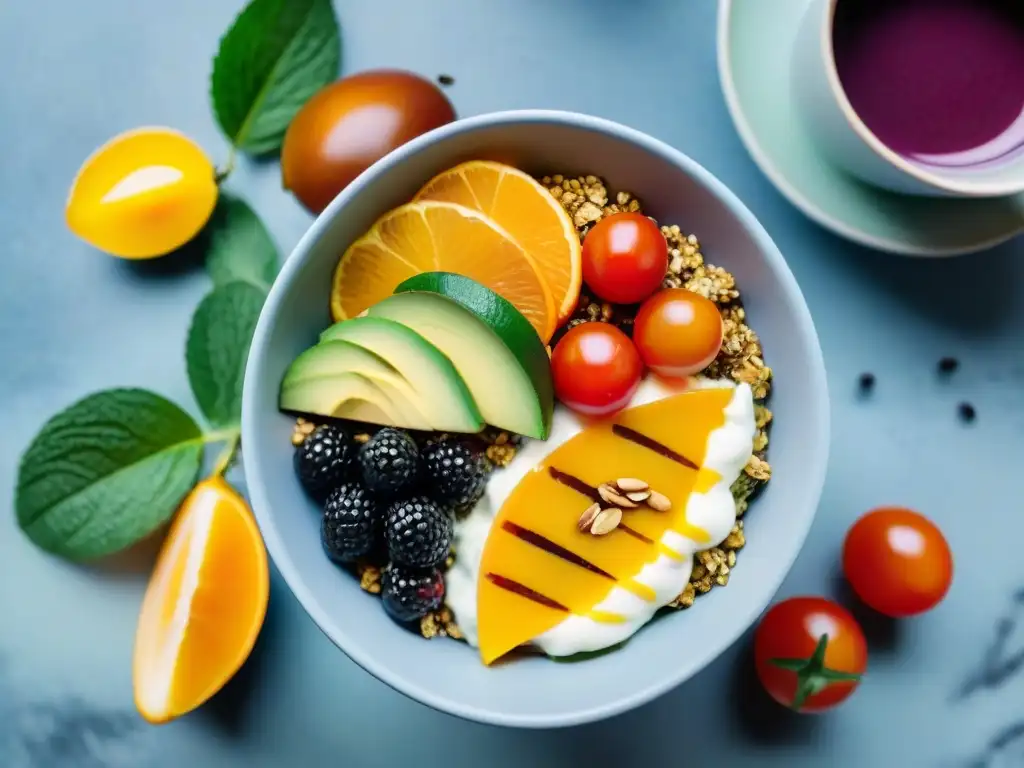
[
  {"left": 633, "top": 289, "right": 723, "bottom": 378},
  {"left": 843, "top": 507, "right": 952, "bottom": 618},
  {"left": 282, "top": 70, "right": 456, "bottom": 214},
  {"left": 551, "top": 323, "right": 642, "bottom": 416},
  {"left": 581, "top": 213, "right": 668, "bottom": 304},
  {"left": 754, "top": 597, "right": 867, "bottom": 713}
]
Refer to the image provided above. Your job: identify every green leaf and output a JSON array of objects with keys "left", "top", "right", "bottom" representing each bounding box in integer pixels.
[
  {"left": 211, "top": 0, "right": 341, "bottom": 154},
  {"left": 15, "top": 389, "right": 204, "bottom": 561},
  {"left": 187, "top": 281, "right": 267, "bottom": 428},
  {"left": 206, "top": 195, "right": 279, "bottom": 290}
]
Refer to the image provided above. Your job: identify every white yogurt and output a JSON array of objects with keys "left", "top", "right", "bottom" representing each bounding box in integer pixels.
[{"left": 446, "top": 377, "right": 756, "bottom": 657}]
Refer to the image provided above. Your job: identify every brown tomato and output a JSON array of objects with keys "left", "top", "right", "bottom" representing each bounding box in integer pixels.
[{"left": 282, "top": 70, "right": 456, "bottom": 214}]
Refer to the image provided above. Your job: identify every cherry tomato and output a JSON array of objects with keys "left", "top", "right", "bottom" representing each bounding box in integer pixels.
[
  {"left": 581, "top": 213, "right": 668, "bottom": 304},
  {"left": 633, "top": 289, "right": 723, "bottom": 378},
  {"left": 843, "top": 507, "right": 952, "bottom": 618},
  {"left": 754, "top": 597, "right": 866, "bottom": 713},
  {"left": 550, "top": 323, "right": 642, "bottom": 416},
  {"left": 282, "top": 70, "right": 455, "bottom": 214}
]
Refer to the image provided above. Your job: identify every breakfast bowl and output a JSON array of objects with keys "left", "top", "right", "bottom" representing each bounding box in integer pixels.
[{"left": 241, "top": 110, "right": 829, "bottom": 728}]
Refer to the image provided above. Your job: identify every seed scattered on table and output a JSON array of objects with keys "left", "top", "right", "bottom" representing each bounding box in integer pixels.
[{"left": 958, "top": 402, "right": 977, "bottom": 423}]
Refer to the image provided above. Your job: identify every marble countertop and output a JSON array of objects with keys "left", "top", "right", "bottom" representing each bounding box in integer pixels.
[{"left": 2, "top": 1, "right": 1023, "bottom": 766}]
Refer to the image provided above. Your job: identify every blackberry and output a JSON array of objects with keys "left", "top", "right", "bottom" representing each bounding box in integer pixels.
[
  {"left": 385, "top": 496, "right": 452, "bottom": 568},
  {"left": 295, "top": 425, "right": 355, "bottom": 499},
  {"left": 321, "top": 483, "right": 380, "bottom": 563},
  {"left": 422, "top": 437, "right": 490, "bottom": 511},
  {"left": 381, "top": 564, "right": 444, "bottom": 623},
  {"left": 358, "top": 428, "right": 420, "bottom": 496}
]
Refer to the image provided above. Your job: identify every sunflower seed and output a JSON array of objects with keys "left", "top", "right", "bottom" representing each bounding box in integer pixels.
[
  {"left": 626, "top": 490, "right": 652, "bottom": 502},
  {"left": 577, "top": 503, "right": 602, "bottom": 532},
  {"left": 598, "top": 483, "right": 637, "bottom": 508},
  {"left": 647, "top": 490, "right": 672, "bottom": 512},
  {"left": 615, "top": 478, "right": 649, "bottom": 493},
  {"left": 590, "top": 507, "right": 622, "bottom": 536}
]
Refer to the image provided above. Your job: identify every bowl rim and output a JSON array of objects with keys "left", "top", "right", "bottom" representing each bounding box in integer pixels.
[{"left": 242, "top": 108, "right": 831, "bottom": 728}]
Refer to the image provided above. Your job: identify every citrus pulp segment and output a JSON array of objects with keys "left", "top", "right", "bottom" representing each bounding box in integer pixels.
[
  {"left": 415, "top": 161, "right": 583, "bottom": 323},
  {"left": 330, "top": 200, "right": 557, "bottom": 342},
  {"left": 133, "top": 477, "right": 269, "bottom": 724}
]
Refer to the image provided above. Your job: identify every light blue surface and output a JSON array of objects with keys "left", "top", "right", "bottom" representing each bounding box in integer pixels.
[
  {"left": 241, "top": 110, "right": 830, "bottom": 727},
  {"left": 1, "top": 0, "right": 1023, "bottom": 765}
]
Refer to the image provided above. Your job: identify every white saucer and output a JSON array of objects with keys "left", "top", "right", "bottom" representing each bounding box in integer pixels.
[{"left": 717, "top": 0, "right": 1024, "bottom": 257}]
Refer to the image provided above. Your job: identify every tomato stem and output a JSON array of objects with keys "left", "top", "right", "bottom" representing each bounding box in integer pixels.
[{"left": 769, "top": 634, "right": 862, "bottom": 712}]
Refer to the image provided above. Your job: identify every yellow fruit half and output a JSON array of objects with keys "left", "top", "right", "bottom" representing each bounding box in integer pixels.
[
  {"left": 133, "top": 477, "right": 269, "bottom": 724},
  {"left": 66, "top": 127, "right": 218, "bottom": 259}
]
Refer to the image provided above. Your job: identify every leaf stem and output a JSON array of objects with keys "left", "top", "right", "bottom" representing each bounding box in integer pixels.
[
  {"left": 201, "top": 426, "right": 241, "bottom": 445},
  {"left": 211, "top": 431, "right": 241, "bottom": 478},
  {"left": 215, "top": 148, "right": 237, "bottom": 184}
]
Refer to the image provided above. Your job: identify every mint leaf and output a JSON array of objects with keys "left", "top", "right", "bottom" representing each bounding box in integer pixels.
[
  {"left": 206, "top": 195, "right": 279, "bottom": 290},
  {"left": 211, "top": 0, "right": 341, "bottom": 154},
  {"left": 15, "top": 389, "right": 204, "bottom": 561},
  {"left": 187, "top": 281, "right": 267, "bottom": 428}
]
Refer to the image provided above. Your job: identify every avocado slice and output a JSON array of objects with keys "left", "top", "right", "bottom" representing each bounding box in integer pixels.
[
  {"left": 371, "top": 272, "right": 553, "bottom": 439},
  {"left": 318, "top": 316, "right": 483, "bottom": 433},
  {"left": 281, "top": 371, "right": 423, "bottom": 428},
  {"left": 280, "top": 341, "right": 433, "bottom": 429}
]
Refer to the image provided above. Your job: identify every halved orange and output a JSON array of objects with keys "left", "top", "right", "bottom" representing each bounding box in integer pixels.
[
  {"left": 330, "top": 200, "right": 557, "bottom": 342},
  {"left": 415, "top": 161, "right": 582, "bottom": 324},
  {"left": 133, "top": 477, "right": 269, "bottom": 724}
]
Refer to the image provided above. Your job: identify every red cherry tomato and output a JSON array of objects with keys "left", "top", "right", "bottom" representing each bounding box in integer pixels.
[
  {"left": 581, "top": 213, "right": 668, "bottom": 304},
  {"left": 843, "top": 507, "right": 952, "bottom": 618},
  {"left": 550, "top": 323, "right": 642, "bottom": 416},
  {"left": 633, "top": 289, "right": 724, "bottom": 378},
  {"left": 282, "top": 70, "right": 455, "bottom": 214},
  {"left": 754, "top": 597, "right": 866, "bottom": 713}
]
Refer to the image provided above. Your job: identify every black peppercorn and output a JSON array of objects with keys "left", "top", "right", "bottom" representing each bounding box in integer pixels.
[{"left": 957, "top": 402, "right": 976, "bottom": 423}]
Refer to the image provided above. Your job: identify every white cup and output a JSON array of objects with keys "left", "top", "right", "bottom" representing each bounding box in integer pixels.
[{"left": 792, "top": 0, "right": 1024, "bottom": 198}]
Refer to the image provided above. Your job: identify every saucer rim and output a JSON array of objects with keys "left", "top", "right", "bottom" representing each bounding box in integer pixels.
[{"left": 716, "top": 0, "right": 1024, "bottom": 258}]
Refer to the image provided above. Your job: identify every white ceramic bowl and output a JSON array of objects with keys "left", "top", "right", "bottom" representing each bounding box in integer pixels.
[{"left": 241, "top": 110, "right": 830, "bottom": 728}]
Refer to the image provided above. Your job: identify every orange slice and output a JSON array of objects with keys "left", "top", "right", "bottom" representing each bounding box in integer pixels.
[
  {"left": 415, "top": 161, "right": 582, "bottom": 324},
  {"left": 133, "top": 477, "right": 269, "bottom": 724},
  {"left": 331, "top": 200, "right": 557, "bottom": 342}
]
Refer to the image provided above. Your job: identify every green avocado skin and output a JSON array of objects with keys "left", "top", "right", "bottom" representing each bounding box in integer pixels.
[{"left": 392, "top": 272, "right": 554, "bottom": 439}]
